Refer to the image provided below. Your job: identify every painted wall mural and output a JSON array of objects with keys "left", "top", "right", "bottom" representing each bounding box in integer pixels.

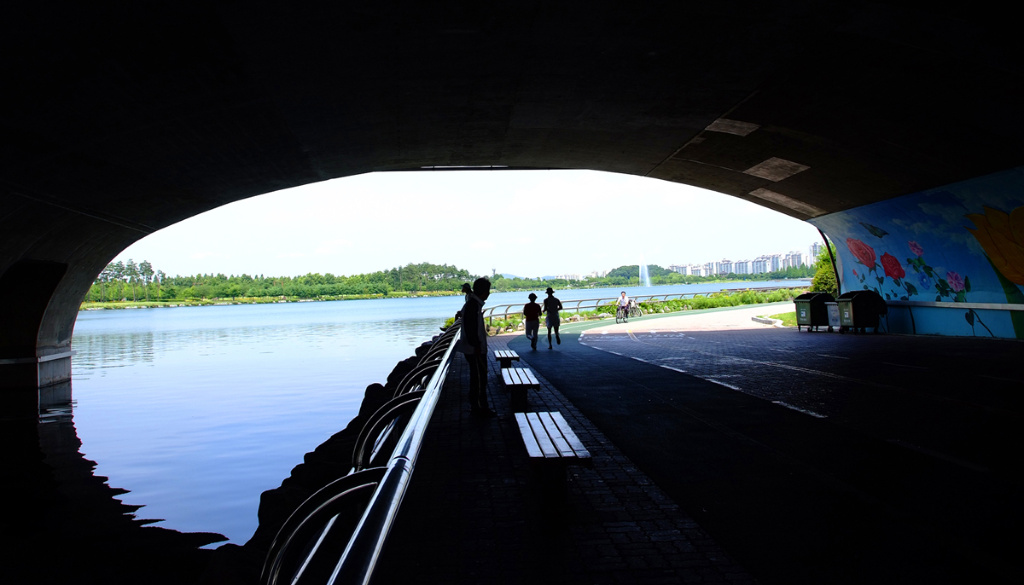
[{"left": 809, "top": 167, "right": 1024, "bottom": 339}]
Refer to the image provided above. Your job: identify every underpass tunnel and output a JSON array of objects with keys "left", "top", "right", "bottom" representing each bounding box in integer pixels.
[
  {"left": 3, "top": 162, "right": 1023, "bottom": 408},
  {"left": 2, "top": 3, "right": 1023, "bottom": 401}
]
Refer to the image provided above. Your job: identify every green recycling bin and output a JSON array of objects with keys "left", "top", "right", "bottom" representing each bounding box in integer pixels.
[
  {"left": 836, "top": 290, "right": 887, "bottom": 333},
  {"left": 794, "top": 292, "right": 835, "bottom": 332}
]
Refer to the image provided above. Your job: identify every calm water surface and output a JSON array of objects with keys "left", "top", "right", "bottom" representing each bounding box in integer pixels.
[{"left": 69, "top": 281, "right": 804, "bottom": 545}]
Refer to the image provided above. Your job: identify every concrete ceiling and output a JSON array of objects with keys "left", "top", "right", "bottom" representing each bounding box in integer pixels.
[{"left": 3, "top": 3, "right": 1021, "bottom": 235}]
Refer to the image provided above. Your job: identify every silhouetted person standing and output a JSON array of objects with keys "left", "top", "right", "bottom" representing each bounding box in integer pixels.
[
  {"left": 458, "top": 278, "right": 495, "bottom": 416},
  {"left": 542, "top": 287, "right": 563, "bottom": 349},
  {"left": 522, "top": 293, "right": 542, "bottom": 350}
]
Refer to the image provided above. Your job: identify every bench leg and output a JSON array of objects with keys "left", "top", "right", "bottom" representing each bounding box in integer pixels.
[
  {"left": 510, "top": 387, "right": 527, "bottom": 412},
  {"left": 534, "top": 464, "right": 568, "bottom": 503}
]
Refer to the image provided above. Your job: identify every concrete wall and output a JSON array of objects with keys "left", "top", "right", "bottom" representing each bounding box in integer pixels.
[{"left": 811, "top": 167, "right": 1024, "bottom": 339}]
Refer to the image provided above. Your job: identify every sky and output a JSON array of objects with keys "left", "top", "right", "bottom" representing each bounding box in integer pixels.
[{"left": 113, "top": 170, "right": 823, "bottom": 279}]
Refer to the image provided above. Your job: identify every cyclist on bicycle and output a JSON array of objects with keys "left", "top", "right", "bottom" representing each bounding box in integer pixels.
[{"left": 617, "top": 291, "right": 630, "bottom": 322}]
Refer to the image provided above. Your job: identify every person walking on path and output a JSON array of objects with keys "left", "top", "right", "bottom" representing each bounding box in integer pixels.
[
  {"left": 542, "top": 287, "right": 563, "bottom": 349},
  {"left": 617, "top": 290, "right": 630, "bottom": 322},
  {"left": 457, "top": 278, "right": 495, "bottom": 416},
  {"left": 522, "top": 293, "right": 542, "bottom": 350}
]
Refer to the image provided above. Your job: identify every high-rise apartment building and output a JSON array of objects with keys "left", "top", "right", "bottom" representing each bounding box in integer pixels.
[
  {"left": 662, "top": 242, "right": 817, "bottom": 277},
  {"left": 809, "top": 241, "right": 824, "bottom": 261}
]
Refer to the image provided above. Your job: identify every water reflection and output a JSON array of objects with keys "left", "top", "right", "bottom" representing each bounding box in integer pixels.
[
  {"left": 66, "top": 283, "right": 802, "bottom": 546},
  {"left": 70, "top": 302, "right": 447, "bottom": 545},
  {"left": 2, "top": 399, "right": 223, "bottom": 584},
  {"left": 72, "top": 331, "right": 156, "bottom": 372}
]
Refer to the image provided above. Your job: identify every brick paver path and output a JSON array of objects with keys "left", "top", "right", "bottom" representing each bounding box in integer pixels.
[{"left": 375, "top": 334, "right": 756, "bottom": 585}]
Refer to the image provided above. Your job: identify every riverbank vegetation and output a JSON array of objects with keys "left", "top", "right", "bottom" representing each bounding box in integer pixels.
[
  {"left": 83, "top": 259, "right": 814, "bottom": 309},
  {"left": 809, "top": 243, "right": 839, "bottom": 297},
  {"left": 490, "top": 263, "right": 812, "bottom": 292},
  {"left": 465, "top": 287, "right": 808, "bottom": 334},
  {"left": 768, "top": 311, "right": 798, "bottom": 327}
]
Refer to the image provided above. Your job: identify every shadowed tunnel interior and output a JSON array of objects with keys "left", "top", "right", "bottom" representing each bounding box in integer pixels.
[
  {"left": 3, "top": 3, "right": 1023, "bottom": 393},
  {"left": 1, "top": 4, "right": 1023, "bottom": 584}
]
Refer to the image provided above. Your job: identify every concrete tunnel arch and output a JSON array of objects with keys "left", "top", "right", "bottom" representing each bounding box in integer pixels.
[
  {"left": 1, "top": 166, "right": 822, "bottom": 394},
  {"left": 2, "top": 3, "right": 1023, "bottom": 398}
]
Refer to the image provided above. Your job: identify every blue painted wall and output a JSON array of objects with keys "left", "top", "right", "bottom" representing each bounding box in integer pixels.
[{"left": 809, "top": 167, "right": 1024, "bottom": 339}]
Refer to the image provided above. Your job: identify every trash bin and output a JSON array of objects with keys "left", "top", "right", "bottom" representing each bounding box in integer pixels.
[
  {"left": 794, "top": 292, "right": 835, "bottom": 332},
  {"left": 836, "top": 290, "right": 887, "bottom": 333},
  {"left": 825, "top": 301, "right": 841, "bottom": 330}
]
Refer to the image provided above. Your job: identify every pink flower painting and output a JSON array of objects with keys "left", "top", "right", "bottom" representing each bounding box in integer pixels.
[{"left": 946, "top": 271, "right": 965, "bottom": 293}]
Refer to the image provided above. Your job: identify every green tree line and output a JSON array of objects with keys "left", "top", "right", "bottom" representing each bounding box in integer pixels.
[
  {"left": 85, "top": 260, "right": 814, "bottom": 305},
  {"left": 86, "top": 261, "right": 475, "bottom": 303}
]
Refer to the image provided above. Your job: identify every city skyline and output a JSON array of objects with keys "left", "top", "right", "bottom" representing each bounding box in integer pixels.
[{"left": 547, "top": 242, "right": 822, "bottom": 281}]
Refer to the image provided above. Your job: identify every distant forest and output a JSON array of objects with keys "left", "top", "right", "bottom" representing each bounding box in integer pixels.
[{"left": 85, "top": 260, "right": 813, "bottom": 304}]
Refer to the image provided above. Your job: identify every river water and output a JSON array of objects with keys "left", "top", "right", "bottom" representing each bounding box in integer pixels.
[{"left": 68, "top": 280, "right": 804, "bottom": 545}]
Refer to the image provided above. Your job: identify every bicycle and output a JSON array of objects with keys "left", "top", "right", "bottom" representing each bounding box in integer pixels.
[
  {"left": 615, "top": 304, "right": 628, "bottom": 324},
  {"left": 628, "top": 300, "right": 643, "bottom": 319}
]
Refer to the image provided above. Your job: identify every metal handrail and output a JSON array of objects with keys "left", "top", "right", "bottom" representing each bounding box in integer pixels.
[
  {"left": 392, "top": 362, "right": 441, "bottom": 398},
  {"left": 351, "top": 391, "right": 426, "bottom": 472},
  {"left": 261, "top": 328, "right": 460, "bottom": 585},
  {"left": 327, "top": 328, "right": 460, "bottom": 585},
  {"left": 482, "top": 286, "right": 797, "bottom": 324},
  {"left": 260, "top": 467, "right": 388, "bottom": 585}
]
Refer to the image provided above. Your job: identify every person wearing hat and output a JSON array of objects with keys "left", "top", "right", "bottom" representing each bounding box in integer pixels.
[
  {"left": 458, "top": 277, "right": 496, "bottom": 416},
  {"left": 542, "top": 287, "right": 564, "bottom": 349},
  {"left": 522, "top": 293, "right": 542, "bottom": 350}
]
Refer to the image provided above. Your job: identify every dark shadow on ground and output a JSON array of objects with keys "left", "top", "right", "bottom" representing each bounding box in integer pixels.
[{"left": 510, "top": 329, "right": 1022, "bottom": 585}]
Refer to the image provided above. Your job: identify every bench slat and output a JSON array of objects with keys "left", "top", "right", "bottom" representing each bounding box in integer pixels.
[
  {"left": 522, "top": 368, "right": 540, "bottom": 385},
  {"left": 548, "top": 412, "right": 591, "bottom": 459},
  {"left": 503, "top": 367, "right": 539, "bottom": 388},
  {"left": 539, "top": 412, "right": 575, "bottom": 458},
  {"left": 524, "top": 412, "right": 560, "bottom": 458},
  {"left": 494, "top": 350, "right": 520, "bottom": 368},
  {"left": 509, "top": 368, "right": 525, "bottom": 385},
  {"left": 515, "top": 413, "right": 545, "bottom": 458},
  {"left": 508, "top": 368, "right": 523, "bottom": 385}
]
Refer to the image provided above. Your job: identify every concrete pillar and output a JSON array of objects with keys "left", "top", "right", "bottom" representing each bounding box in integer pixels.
[
  {"left": 0, "top": 353, "right": 68, "bottom": 386},
  {"left": 0, "top": 259, "right": 74, "bottom": 402}
]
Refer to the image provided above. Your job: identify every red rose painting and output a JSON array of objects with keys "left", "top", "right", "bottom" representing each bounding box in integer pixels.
[
  {"left": 880, "top": 253, "right": 905, "bottom": 280},
  {"left": 846, "top": 238, "right": 876, "bottom": 268}
]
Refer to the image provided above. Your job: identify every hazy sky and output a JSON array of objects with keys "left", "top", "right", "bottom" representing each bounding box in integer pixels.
[{"left": 114, "top": 170, "right": 823, "bottom": 278}]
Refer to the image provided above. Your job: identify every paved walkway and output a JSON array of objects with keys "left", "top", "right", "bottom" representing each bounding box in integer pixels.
[
  {"left": 376, "top": 303, "right": 1021, "bottom": 585},
  {"left": 375, "top": 319, "right": 757, "bottom": 584}
]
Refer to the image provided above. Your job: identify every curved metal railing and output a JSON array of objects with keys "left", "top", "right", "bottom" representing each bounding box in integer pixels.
[
  {"left": 261, "top": 324, "right": 461, "bottom": 585},
  {"left": 481, "top": 286, "right": 799, "bottom": 324}
]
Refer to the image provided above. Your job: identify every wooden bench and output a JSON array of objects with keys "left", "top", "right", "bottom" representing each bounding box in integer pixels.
[
  {"left": 514, "top": 411, "right": 593, "bottom": 496},
  {"left": 501, "top": 366, "right": 539, "bottom": 411},
  {"left": 494, "top": 349, "right": 520, "bottom": 368}
]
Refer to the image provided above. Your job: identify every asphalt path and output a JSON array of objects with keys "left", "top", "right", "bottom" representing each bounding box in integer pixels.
[{"left": 504, "top": 305, "right": 1022, "bottom": 585}]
